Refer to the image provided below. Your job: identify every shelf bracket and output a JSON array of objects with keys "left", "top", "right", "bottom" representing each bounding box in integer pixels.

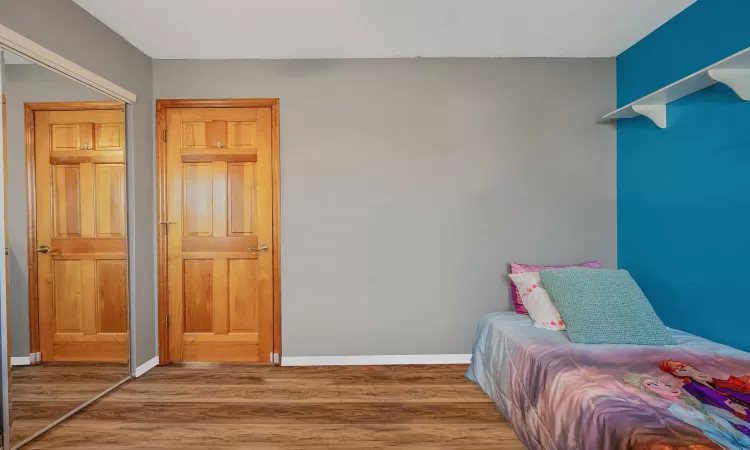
[
  {"left": 632, "top": 104, "right": 667, "bottom": 129},
  {"left": 707, "top": 69, "right": 750, "bottom": 101}
]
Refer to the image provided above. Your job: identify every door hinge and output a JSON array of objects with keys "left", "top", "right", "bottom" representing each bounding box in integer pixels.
[
  {"left": 271, "top": 352, "right": 280, "bottom": 364},
  {"left": 163, "top": 130, "right": 167, "bottom": 142},
  {"left": 165, "top": 315, "right": 169, "bottom": 328}
]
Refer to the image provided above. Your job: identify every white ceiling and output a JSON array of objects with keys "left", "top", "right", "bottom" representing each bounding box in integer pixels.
[{"left": 73, "top": 0, "right": 695, "bottom": 59}]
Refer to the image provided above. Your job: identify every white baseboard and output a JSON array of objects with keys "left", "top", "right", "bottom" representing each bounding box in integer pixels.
[
  {"left": 281, "top": 354, "right": 472, "bottom": 367},
  {"left": 12, "top": 353, "right": 42, "bottom": 366},
  {"left": 11, "top": 356, "right": 31, "bottom": 366},
  {"left": 134, "top": 356, "right": 159, "bottom": 377}
]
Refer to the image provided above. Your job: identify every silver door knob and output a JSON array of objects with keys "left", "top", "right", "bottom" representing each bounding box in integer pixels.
[
  {"left": 35, "top": 245, "right": 51, "bottom": 254},
  {"left": 248, "top": 244, "right": 268, "bottom": 253}
]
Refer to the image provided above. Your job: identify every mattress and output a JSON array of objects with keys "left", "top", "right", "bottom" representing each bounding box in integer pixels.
[{"left": 466, "top": 312, "right": 750, "bottom": 450}]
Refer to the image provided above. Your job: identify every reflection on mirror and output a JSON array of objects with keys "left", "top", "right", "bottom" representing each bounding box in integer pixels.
[{"left": 1, "top": 49, "right": 130, "bottom": 448}]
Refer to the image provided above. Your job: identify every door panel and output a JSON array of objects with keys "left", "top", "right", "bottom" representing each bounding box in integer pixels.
[
  {"left": 182, "top": 163, "right": 214, "bottom": 236},
  {"left": 228, "top": 163, "right": 255, "bottom": 236},
  {"left": 229, "top": 259, "right": 258, "bottom": 332},
  {"left": 52, "top": 260, "right": 84, "bottom": 332},
  {"left": 51, "top": 165, "right": 82, "bottom": 237},
  {"left": 95, "top": 164, "right": 126, "bottom": 237},
  {"left": 183, "top": 259, "right": 214, "bottom": 332},
  {"left": 51, "top": 123, "right": 87, "bottom": 151},
  {"left": 166, "top": 107, "right": 273, "bottom": 363},
  {"left": 35, "top": 108, "right": 128, "bottom": 362},
  {"left": 96, "top": 260, "right": 128, "bottom": 333},
  {"left": 95, "top": 123, "right": 124, "bottom": 150}
]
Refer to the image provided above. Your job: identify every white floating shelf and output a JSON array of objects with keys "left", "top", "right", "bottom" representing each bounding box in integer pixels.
[{"left": 603, "top": 46, "right": 750, "bottom": 128}]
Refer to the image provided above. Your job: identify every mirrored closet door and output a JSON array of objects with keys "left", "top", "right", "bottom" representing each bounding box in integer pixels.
[{"left": 0, "top": 49, "right": 130, "bottom": 449}]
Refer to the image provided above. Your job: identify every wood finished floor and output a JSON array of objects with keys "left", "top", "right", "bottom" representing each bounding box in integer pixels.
[
  {"left": 11, "top": 363, "right": 130, "bottom": 446},
  {"left": 23, "top": 364, "right": 524, "bottom": 449}
]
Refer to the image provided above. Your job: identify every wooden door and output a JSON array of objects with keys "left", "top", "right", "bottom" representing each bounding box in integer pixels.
[
  {"left": 165, "top": 107, "right": 273, "bottom": 363},
  {"left": 34, "top": 106, "right": 128, "bottom": 362}
]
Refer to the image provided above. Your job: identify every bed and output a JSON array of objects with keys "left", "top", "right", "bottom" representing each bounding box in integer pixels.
[{"left": 466, "top": 312, "right": 750, "bottom": 450}]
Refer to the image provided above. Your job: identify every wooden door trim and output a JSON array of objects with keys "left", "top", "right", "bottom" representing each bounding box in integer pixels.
[
  {"left": 24, "top": 100, "right": 123, "bottom": 355},
  {"left": 24, "top": 101, "right": 125, "bottom": 112},
  {"left": 155, "top": 99, "right": 281, "bottom": 365}
]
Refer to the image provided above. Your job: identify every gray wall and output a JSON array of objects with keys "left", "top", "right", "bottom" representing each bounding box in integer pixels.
[
  {"left": 4, "top": 64, "right": 109, "bottom": 357},
  {"left": 0, "top": 4, "right": 619, "bottom": 360},
  {"left": 154, "top": 58, "right": 618, "bottom": 356},
  {"left": 0, "top": 0, "right": 157, "bottom": 367}
]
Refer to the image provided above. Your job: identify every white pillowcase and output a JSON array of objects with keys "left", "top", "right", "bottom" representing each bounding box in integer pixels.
[{"left": 507, "top": 272, "right": 565, "bottom": 331}]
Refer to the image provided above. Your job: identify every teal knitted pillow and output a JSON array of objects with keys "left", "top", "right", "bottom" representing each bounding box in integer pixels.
[{"left": 539, "top": 268, "right": 676, "bottom": 346}]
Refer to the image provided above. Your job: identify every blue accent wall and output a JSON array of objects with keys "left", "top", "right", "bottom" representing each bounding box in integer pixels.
[{"left": 618, "top": 0, "right": 750, "bottom": 352}]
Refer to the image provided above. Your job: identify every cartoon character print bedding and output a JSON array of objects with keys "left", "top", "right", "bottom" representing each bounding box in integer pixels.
[
  {"left": 466, "top": 312, "right": 750, "bottom": 450},
  {"left": 624, "top": 362, "right": 749, "bottom": 449}
]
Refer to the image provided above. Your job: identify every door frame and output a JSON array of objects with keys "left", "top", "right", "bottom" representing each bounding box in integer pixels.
[
  {"left": 24, "top": 100, "right": 126, "bottom": 357},
  {"left": 155, "top": 99, "right": 281, "bottom": 365}
]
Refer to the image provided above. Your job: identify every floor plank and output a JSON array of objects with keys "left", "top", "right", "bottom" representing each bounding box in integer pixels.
[
  {"left": 24, "top": 364, "right": 524, "bottom": 449},
  {"left": 337, "top": 384, "right": 469, "bottom": 403},
  {"left": 11, "top": 363, "right": 129, "bottom": 446}
]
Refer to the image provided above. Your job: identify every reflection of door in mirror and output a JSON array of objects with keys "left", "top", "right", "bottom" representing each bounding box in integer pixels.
[
  {"left": 1, "top": 33, "right": 135, "bottom": 446},
  {"left": 31, "top": 105, "right": 128, "bottom": 363}
]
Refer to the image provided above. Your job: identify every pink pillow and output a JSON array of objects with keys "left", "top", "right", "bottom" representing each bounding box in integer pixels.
[{"left": 509, "top": 261, "right": 602, "bottom": 314}]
